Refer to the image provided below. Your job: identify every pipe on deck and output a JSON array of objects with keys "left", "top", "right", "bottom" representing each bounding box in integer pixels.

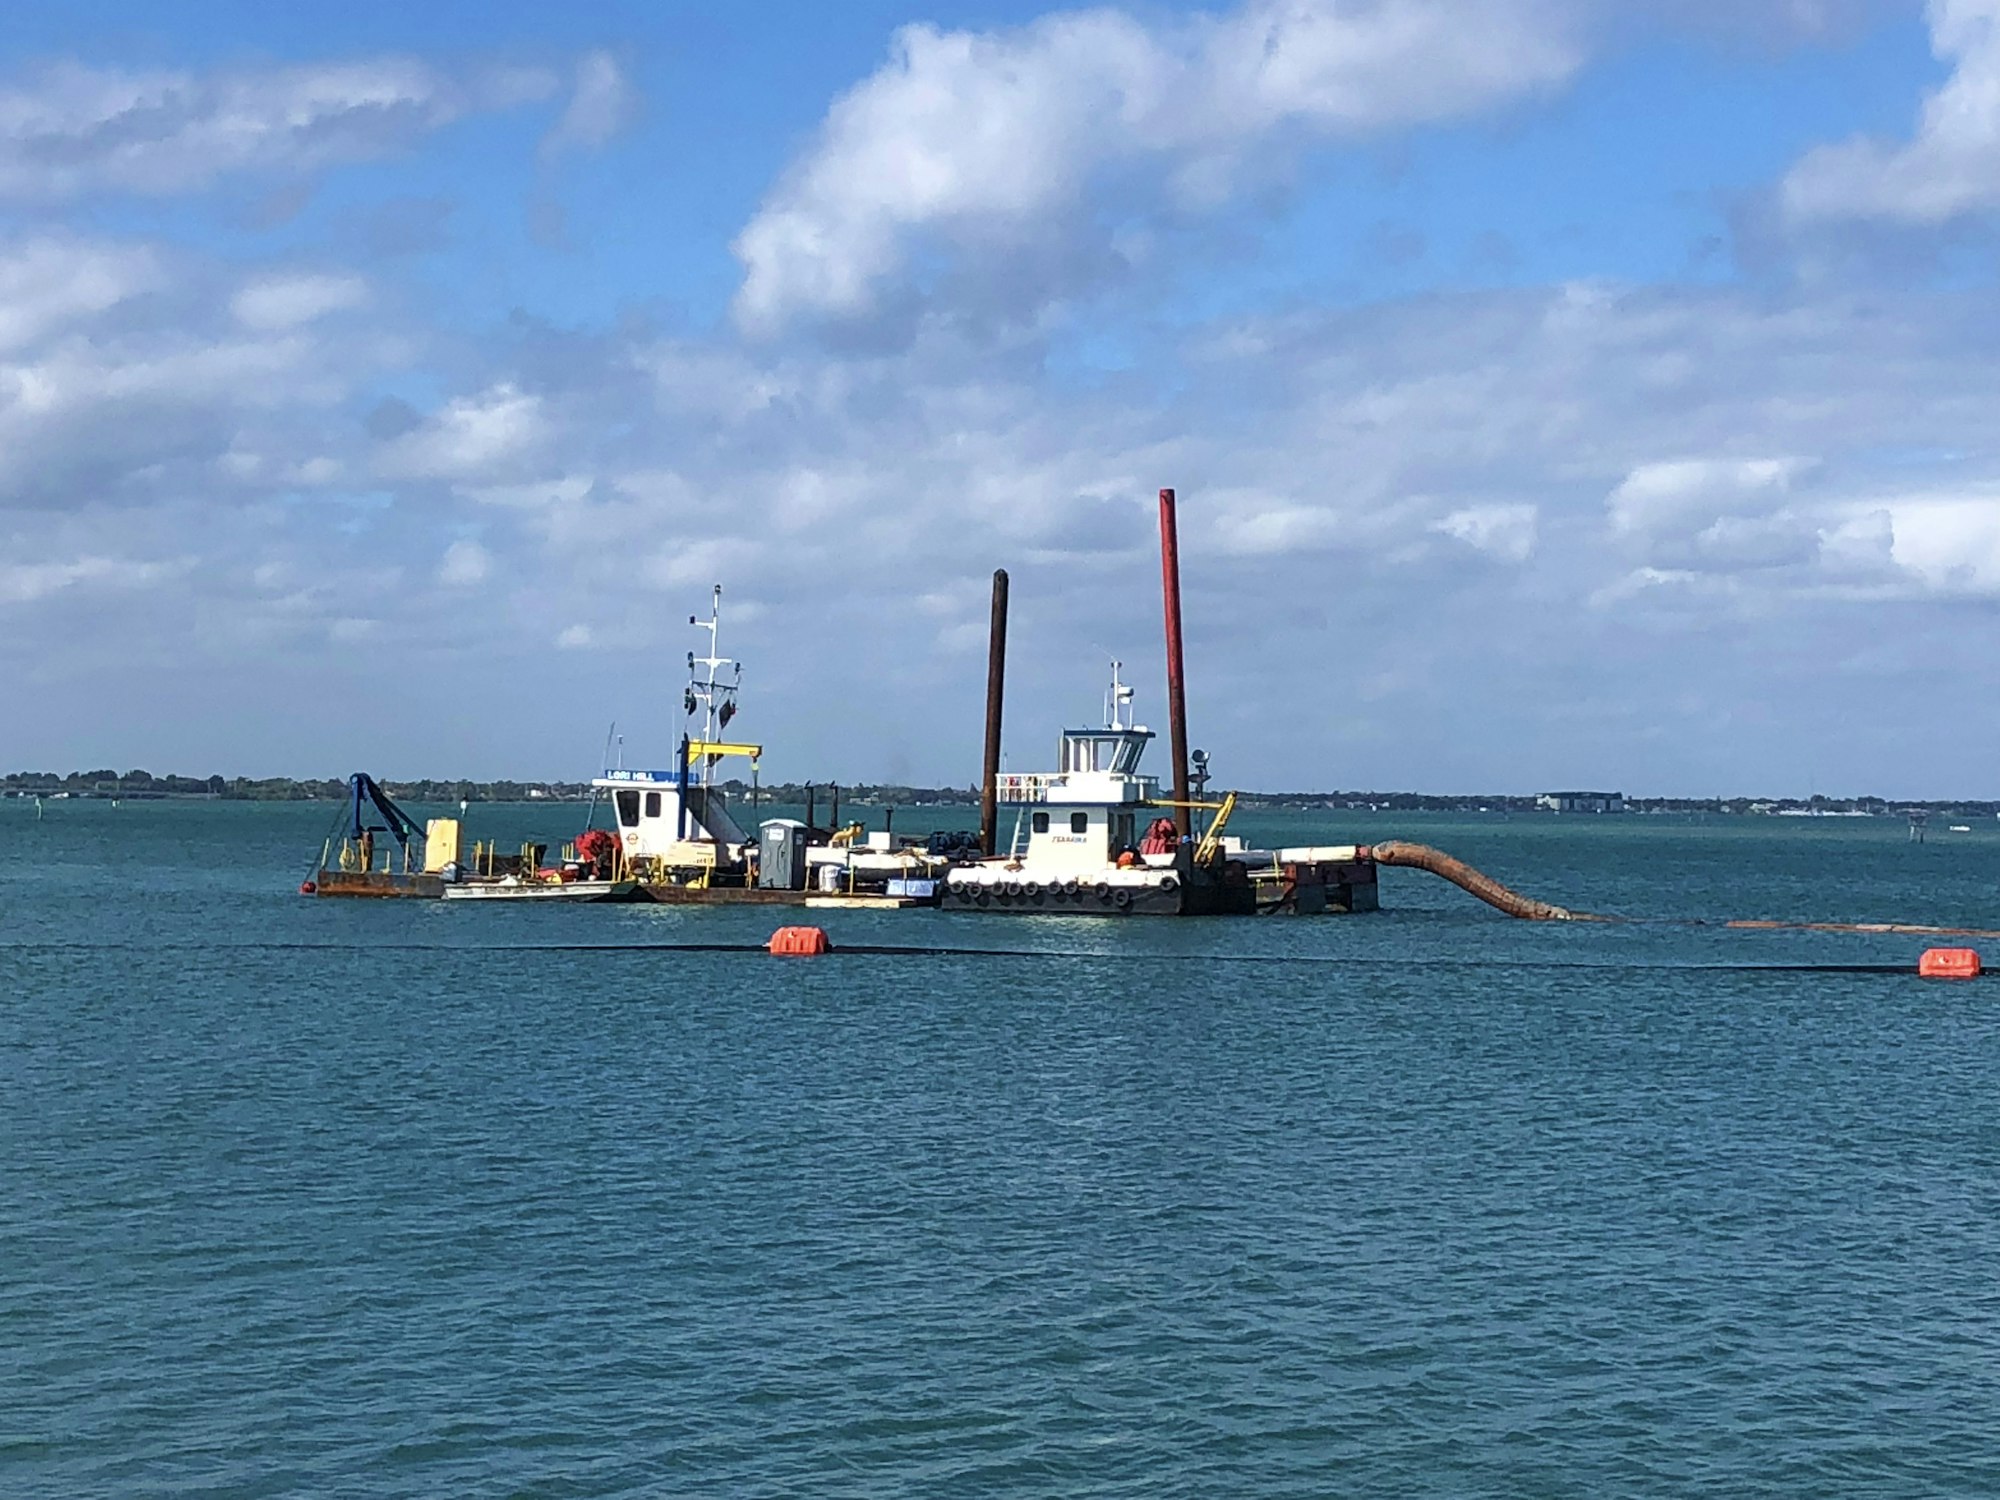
[{"left": 1372, "top": 841, "right": 1612, "bottom": 923}]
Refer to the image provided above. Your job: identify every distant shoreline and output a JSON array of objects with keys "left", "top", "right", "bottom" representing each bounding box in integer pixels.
[{"left": 5, "top": 773, "right": 1994, "bottom": 819}]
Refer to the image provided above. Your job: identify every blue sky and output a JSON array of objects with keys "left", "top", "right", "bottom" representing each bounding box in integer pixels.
[{"left": 5, "top": 0, "right": 2000, "bottom": 796}]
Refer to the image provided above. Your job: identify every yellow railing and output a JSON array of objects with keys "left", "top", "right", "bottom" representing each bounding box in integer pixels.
[{"left": 1193, "top": 792, "right": 1238, "bottom": 866}]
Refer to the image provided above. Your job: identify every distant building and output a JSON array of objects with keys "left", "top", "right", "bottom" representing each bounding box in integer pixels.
[{"left": 1536, "top": 790, "right": 1626, "bottom": 814}]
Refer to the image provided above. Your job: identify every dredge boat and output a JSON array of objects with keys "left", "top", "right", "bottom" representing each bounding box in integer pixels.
[
  {"left": 943, "top": 662, "right": 1375, "bottom": 917},
  {"left": 310, "top": 492, "right": 1375, "bottom": 917},
  {"left": 446, "top": 585, "right": 956, "bottom": 905}
]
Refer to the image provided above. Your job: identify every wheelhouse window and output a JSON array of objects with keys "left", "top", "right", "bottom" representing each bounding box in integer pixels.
[
  {"left": 615, "top": 789, "right": 641, "bottom": 827},
  {"left": 1071, "top": 811, "right": 1089, "bottom": 833},
  {"left": 1058, "top": 731, "right": 1147, "bottom": 774},
  {"left": 1032, "top": 811, "right": 1050, "bottom": 833},
  {"left": 645, "top": 791, "right": 662, "bottom": 819}
]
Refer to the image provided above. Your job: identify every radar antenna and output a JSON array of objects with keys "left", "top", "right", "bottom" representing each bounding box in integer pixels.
[{"left": 1105, "top": 659, "right": 1137, "bottom": 732}]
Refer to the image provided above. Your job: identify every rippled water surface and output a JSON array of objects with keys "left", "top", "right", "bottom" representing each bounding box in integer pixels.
[{"left": 6, "top": 801, "right": 2000, "bottom": 1497}]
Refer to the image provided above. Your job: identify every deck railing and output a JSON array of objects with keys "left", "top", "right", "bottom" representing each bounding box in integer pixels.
[
  {"left": 997, "top": 772, "right": 1161, "bottom": 805},
  {"left": 996, "top": 773, "right": 1062, "bottom": 803}
]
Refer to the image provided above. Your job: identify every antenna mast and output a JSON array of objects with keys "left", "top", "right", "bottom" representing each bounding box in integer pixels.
[
  {"left": 1105, "top": 660, "right": 1136, "bottom": 731},
  {"left": 685, "top": 583, "right": 741, "bottom": 799}
]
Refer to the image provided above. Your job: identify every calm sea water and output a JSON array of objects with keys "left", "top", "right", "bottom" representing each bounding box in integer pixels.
[{"left": 5, "top": 800, "right": 2000, "bottom": 1497}]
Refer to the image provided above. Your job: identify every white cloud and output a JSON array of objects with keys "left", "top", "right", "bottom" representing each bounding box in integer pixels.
[
  {"left": 1430, "top": 503, "right": 1539, "bottom": 561},
  {"left": 230, "top": 273, "right": 368, "bottom": 331},
  {"left": 0, "top": 236, "right": 159, "bottom": 352},
  {"left": 1606, "top": 457, "right": 1813, "bottom": 536},
  {"left": 542, "top": 50, "right": 637, "bottom": 156},
  {"left": 10, "top": 228, "right": 2000, "bottom": 789},
  {"left": 436, "top": 538, "right": 491, "bottom": 586},
  {"left": 0, "top": 57, "right": 561, "bottom": 199},
  {"left": 0, "top": 314, "right": 369, "bottom": 507},
  {"left": 1602, "top": 454, "right": 2000, "bottom": 598},
  {"left": 1782, "top": 0, "right": 2000, "bottom": 223},
  {"left": 377, "top": 384, "right": 551, "bottom": 482},
  {"left": 1850, "top": 488, "right": 2000, "bottom": 592},
  {"left": 0, "top": 233, "right": 406, "bottom": 538},
  {"left": 1211, "top": 498, "right": 1345, "bottom": 555},
  {"left": 462, "top": 475, "right": 593, "bottom": 509},
  {"left": 733, "top": 0, "right": 1582, "bottom": 331},
  {"left": 0, "top": 554, "right": 186, "bottom": 605}
]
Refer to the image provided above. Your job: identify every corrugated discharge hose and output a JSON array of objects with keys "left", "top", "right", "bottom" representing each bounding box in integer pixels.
[
  {"left": 1371, "top": 840, "right": 1615, "bottom": 923},
  {"left": 1370, "top": 840, "right": 2000, "bottom": 940}
]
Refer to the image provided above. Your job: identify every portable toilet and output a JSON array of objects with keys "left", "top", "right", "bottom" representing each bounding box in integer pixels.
[
  {"left": 758, "top": 819, "right": 809, "bottom": 890},
  {"left": 422, "top": 818, "right": 461, "bottom": 873}
]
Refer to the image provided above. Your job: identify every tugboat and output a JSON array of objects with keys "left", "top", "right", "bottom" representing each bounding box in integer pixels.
[
  {"left": 943, "top": 659, "right": 1378, "bottom": 917},
  {"left": 434, "top": 585, "right": 952, "bottom": 906},
  {"left": 594, "top": 583, "right": 763, "bottom": 890},
  {"left": 437, "top": 586, "right": 760, "bottom": 901},
  {"left": 942, "top": 662, "right": 1255, "bottom": 915}
]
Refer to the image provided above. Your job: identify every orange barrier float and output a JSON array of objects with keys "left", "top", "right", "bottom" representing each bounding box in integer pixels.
[
  {"left": 768, "top": 926, "right": 832, "bottom": 956},
  {"left": 1919, "top": 947, "right": 1981, "bottom": 979}
]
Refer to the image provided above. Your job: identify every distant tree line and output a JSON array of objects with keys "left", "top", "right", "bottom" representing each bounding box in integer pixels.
[
  {"left": 0, "top": 770, "right": 987, "bottom": 806},
  {"left": 4, "top": 770, "right": 1994, "bottom": 817}
]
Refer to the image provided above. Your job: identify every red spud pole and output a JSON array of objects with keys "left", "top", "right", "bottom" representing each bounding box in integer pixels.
[{"left": 1159, "top": 488, "right": 1192, "bottom": 838}]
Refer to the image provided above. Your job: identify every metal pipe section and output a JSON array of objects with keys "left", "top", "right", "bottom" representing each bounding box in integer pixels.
[
  {"left": 979, "top": 568, "right": 1009, "bottom": 856},
  {"left": 1371, "top": 841, "right": 1610, "bottom": 922},
  {"left": 1158, "top": 489, "right": 1193, "bottom": 837}
]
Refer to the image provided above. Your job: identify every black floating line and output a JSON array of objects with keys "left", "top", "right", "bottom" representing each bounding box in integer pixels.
[{"left": 0, "top": 942, "right": 1966, "bottom": 976}]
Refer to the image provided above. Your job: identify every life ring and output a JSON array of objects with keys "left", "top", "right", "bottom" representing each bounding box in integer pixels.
[{"left": 1113, "top": 888, "right": 1133, "bottom": 908}]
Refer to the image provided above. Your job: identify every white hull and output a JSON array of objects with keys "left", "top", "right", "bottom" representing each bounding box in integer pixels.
[{"left": 441, "top": 879, "right": 642, "bottom": 903}]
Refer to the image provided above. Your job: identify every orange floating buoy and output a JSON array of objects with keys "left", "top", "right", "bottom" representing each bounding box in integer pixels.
[
  {"left": 768, "top": 925, "right": 832, "bottom": 956},
  {"left": 299, "top": 880, "right": 317, "bottom": 895},
  {"left": 1919, "top": 947, "right": 1981, "bottom": 979}
]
